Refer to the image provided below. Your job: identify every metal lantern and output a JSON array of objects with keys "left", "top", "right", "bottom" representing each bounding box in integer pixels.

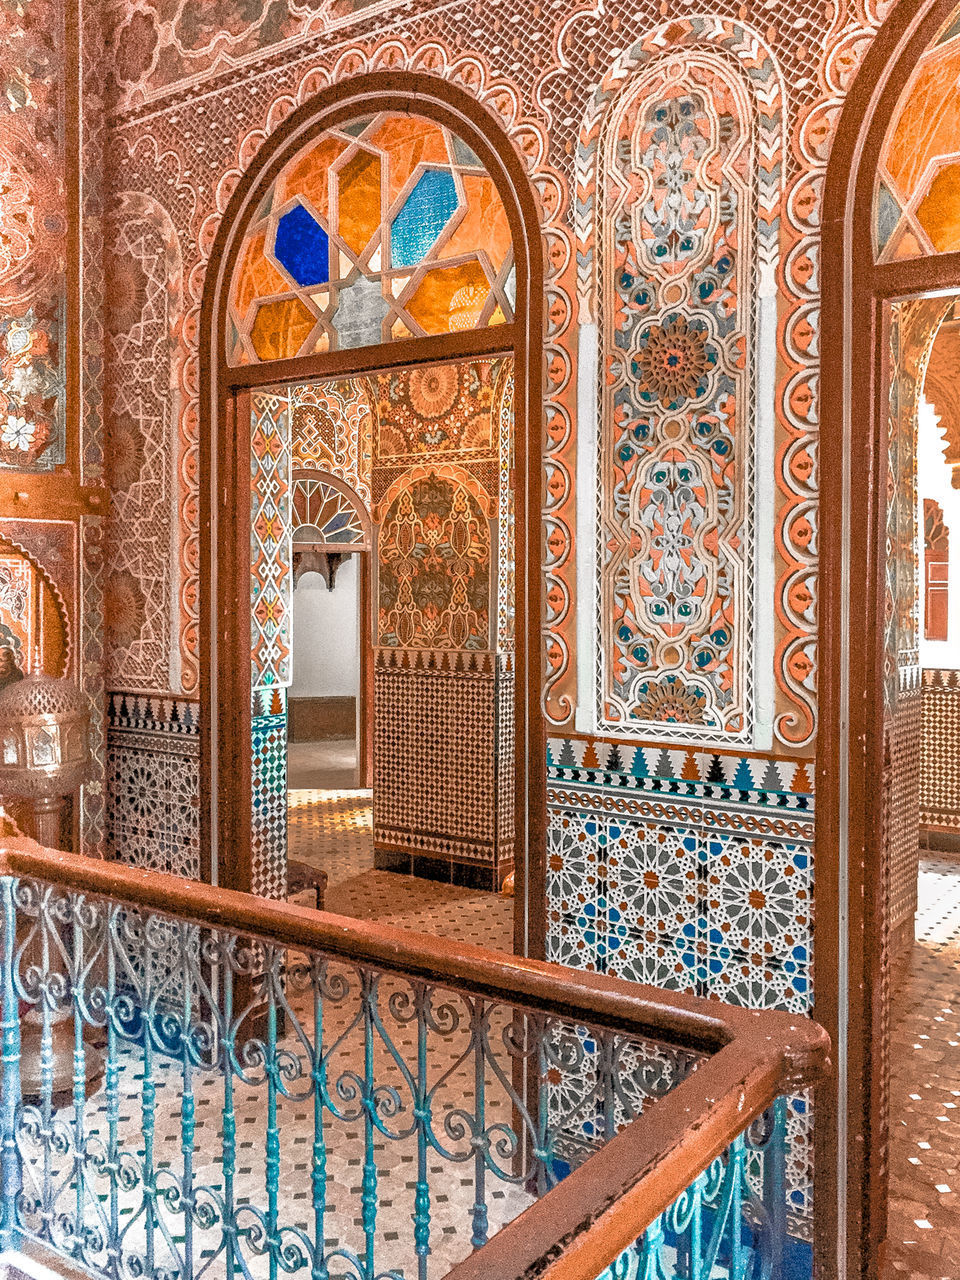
[
  {"left": 0, "top": 662, "right": 101, "bottom": 1101},
  {"left": 0, "top": 665, "right": 90, "bottom": 847}
]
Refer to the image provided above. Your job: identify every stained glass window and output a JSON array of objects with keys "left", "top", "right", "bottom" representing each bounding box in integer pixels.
[
  {"left": 292, "top": 476, "right": 369, "bottom": 547},
  {"left": 874, "top": 4, "right": 960, "bottom": 262},
  {"left": 228, "top": 113, "right": 515, "bottom": 363}
]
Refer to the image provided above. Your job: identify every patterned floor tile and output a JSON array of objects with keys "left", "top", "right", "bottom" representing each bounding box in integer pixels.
[
  {"left": 885, "top": 856, "right": 960, "bottom": 1280},
  {"left": 286, "top": 789, "right": 513, "bottom": 950}
]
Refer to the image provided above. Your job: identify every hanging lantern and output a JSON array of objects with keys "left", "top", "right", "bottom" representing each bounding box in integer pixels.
[{"left": 0, "top": 661, "right": 90, "bottom": 847}]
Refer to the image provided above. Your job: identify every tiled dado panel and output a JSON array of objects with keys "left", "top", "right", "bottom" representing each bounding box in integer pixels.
[
  {"left": 887, "top": 678, "right": 921, "bottom": 951},
  {"left": 106, "top": 693, "right": 200, "bottom": 877},
  {"left": 921, "top": 669, "right": 960, "bottom": 834},
  {"left": 252, "top": 688, "right": 288, "bottom": 901},
  {"left": 546, "top": 737, "right": 814, "bottom": 1010},
  {"left": 545, "top": 735, "right": 815, "bottom": 1231},
  {"left": 373, "top": 649, "right": 514, "bottom": 886}
]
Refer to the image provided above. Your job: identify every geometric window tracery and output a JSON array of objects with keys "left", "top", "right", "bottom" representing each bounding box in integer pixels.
[
  {"left": 292, "top": 475, "right": 369, "bottom": 548},
  {"left": 228, "top": 113, "right": 515, "bottom": 363},
  {"left": 875, "top": 5, "right": 960, "bottom": 262}
]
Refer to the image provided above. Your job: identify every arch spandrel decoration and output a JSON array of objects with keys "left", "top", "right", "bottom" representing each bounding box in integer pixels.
[
  {"left": 583, "top": 43, "right": 784, "bottom": 745},
  {"left": 874, "top": 3, "right": 960, "bottom": 262},
  {"left": 228, "top": 113, "right": 515, "bottom": 363}
]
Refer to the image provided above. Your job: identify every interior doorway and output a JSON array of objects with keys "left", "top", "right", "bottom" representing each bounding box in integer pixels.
[
  {"left": 202, "top": 80, "right": 545, "bottom": 964},
  {"left": 249, "top": 354, "right": 517, "bottom": 947},
  {"left": 286, "top": 465, "right": 375, "bottom": 901},
  {"left": 289, "top": 552, "right": 364, "bottom": 792},
  {"left": 879, "top": 293, "right": 960, "bottom": 1279},
  {"left": 816, "top": 4, "right": 960, "bottom": 1275}
]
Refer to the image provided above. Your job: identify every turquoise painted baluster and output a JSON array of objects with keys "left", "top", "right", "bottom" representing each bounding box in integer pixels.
[
  {"left": 0, "top": 878, "right": 22, "bottom": 1251},
  {"left": 266, "top": 946, "right": 281, "bottom": 1280},
  {"left": 360, "top": 971, "right": 378, "bottom": 1280},
  {"left": 311, "top": 961, "right": 328, "bottom": 1280},
  {"left": 39, "top": 890, "right": 54, "bottom": 1246},
  {"left": 688, "top": 1169, "right": 705, "bottom": 1280},
  {"left": 637, "top": 1215, "right": 664, "bottom": 1279},
  {"left": 71, "top": 896, "right": 88, "bottom": 1258},
  {"left": 469, "top": 999, "right": 487, "bottom": 1252},
  {"left": 728, "top": 1133, "right": 747, "bottom": 1280},
  {"left": 221, "top": 943, "right": 238, "bottom": 1280},
  {"left": 762, "top": 1099, "right": 788, "bottom": 1278},
  {"left": 105, "top": 907, "right": 120, "bottom": 1280},
  {"left": 413, "top": 983, "right": 430, "bottom": 1280},
  {"left": 534, "top": 1014, "right": 552, "bottom": 1196},
  {"left": 141, "top": 922, "right": 157, "bottom": 1277},
  {"left": 180, "top": 925, "right": 196, "bottom": 1280}
]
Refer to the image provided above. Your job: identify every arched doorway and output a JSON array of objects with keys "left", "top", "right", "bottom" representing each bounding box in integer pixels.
[
  {"left": 289, "top": 469, "right": 373, "bottom": 791},
  {"left": 198, "top": 76, "right": 545, "bottom": 956},
  {"left": 819, "top": 1, "right": 960, "bottom": 1274}
]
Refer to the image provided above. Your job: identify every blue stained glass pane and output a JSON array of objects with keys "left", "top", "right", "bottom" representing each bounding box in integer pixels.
[
  {"left": 274, "top": 203, "right": 329, "bottom": 287},
  {"left": 875, "top": 182, "right": 901, "bottom": 254},
  {"left": 391, "top": 169, "right": 459, "bottom": 268}
]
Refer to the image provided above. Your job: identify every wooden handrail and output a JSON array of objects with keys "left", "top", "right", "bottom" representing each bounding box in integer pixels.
[{"left": 0, "top": 838, "right": 830, "bottom": 1280}]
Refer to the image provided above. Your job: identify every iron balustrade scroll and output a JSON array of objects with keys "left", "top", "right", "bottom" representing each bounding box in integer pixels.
[{"left": 0, "top": 840, "right": 828, "bottom": 1280}]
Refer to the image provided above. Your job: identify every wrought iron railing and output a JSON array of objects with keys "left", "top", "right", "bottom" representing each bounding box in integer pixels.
[{"left": 0, "top": 839, "right": 828, "bottom": 1280}]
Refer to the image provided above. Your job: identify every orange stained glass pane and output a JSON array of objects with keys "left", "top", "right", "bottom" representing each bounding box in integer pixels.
[
  {"left": 405, "top": 260, "right": 496, "bottom": 335},
  {"left": 439, "top": 175, "right": 512, "bottom": 270},
  {"left": 916, "top": 162, "right": 960, "bottom": 253},
  {"left": 233, "top": 232, "right": 289, "bottom": 320},
  {"left": 886, "top": 226, "right": 924, "bottom": 260},
  {"left": 367, "top": 115, "right": 450, "bottom": 206},
  {"left": 884, "top": 37, "right": 960, "bottom": 205},
  {"left": 250, "top": 296, "right": 317, "bottom": 361},
  {"left": 283, "top": 136, "right": 349, "bottom": 220},
  {"left": 337, "top": 149, "right": 382, "bottom": 257}
]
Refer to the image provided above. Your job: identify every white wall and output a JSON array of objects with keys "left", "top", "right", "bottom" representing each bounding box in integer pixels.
[
  {"left": 918, "top": 397, "right": 960, "bottom": 670},
  {"left": 290, "top": 556, "right": 360, "bottom": 697}
]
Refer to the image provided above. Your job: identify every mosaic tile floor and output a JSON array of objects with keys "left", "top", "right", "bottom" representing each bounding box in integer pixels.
[
  {"left": 287, "top": 788, "right": 375, "bottom": 889},
  {"left": 286, "top": 789, "right": 513, "bottom": 950},
  {"left": 886, "top": 856, "right": 960, "bottom": 1279}
]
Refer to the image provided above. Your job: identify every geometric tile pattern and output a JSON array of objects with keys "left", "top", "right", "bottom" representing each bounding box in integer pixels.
[
  {"left": 545, "top": 733, "right": 815, "bottom": 1228},
  {"left": 888, "top": 686, "right": 922, "bottom": 952},
  {"left": 251, "top": 686, "right": 287, "bottom": 899},
  {"left": 373, "top": 649, "right": 513, "bottom": 880},
  {"left": 250, "top": 389, "right": 292, "bottom": 691},
  {"left": 105, "top": 691, "right": 201, "bottom": 877},
  {"left": 545, "top": 736, "right": 814, "bottom": 1008},
  {"left": 921, "top": 669, "right": 960, "bottom": 832}
]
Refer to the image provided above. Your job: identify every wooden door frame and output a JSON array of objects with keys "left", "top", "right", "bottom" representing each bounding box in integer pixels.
[
  {"left": 198, "top": 73, "right": 546, "bottom": 957},
  {"left": 818, "top": 2, "right": 960, "bottom": 1275}
]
